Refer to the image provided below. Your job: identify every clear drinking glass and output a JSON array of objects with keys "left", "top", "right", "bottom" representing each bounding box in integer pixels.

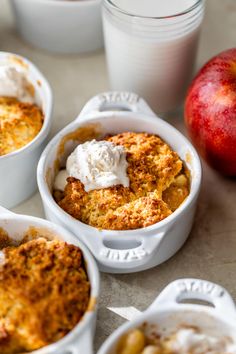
[{"left": 103, "top": 0, "right": 205, "bottom": 114}]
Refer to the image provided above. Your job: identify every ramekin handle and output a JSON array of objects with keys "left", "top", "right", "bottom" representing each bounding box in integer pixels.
[
  {"left": 77, "top": 91, "right": 156, "bottom": 120},
  {"left": 149, "top": 278, "right": 236, "bottom": 316},
  {"left": 69, "top": 329, "right": 94, "bottom": 354},
  {"left": 0, "top": 206, "right": 14, "bottom": 215},
  {"left": 92, "top": 232, "right": 166, "bottom": 270}
]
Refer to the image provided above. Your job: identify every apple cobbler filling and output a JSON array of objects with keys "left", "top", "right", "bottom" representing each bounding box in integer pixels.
[{"left": 116, "top": 326, "right": 236, "bottom": 354}]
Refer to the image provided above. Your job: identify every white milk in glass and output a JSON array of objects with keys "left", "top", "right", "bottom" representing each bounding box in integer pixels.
[{"left": 103, "top": 0, "right": 205, "bottom": 113}]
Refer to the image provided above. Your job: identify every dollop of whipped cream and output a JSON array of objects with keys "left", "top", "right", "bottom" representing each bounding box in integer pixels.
[
  {"left": 0, "top": 65, "right": 34, "bottom": 103},
  {"left": 66, "top": 139, "right": 129, "bottom": 192},
  {"left": 54, "top": 169, "right": 69, "bottom": 192},
  {"left": 170, "top": 328, "right": 236, "bottom": 354}
]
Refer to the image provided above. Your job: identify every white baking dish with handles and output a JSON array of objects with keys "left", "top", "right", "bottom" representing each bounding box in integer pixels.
[
  {"left": 37, "top": 91, "right": 202, "bottom": 274},
  {"left": 0, "top": 205, "right": 100, "bottom": 354},
  {"left": 10, "top": 0, "right": 103, "bottom": 54},
  {"left": 0, "top": 52, "right": 52, "bottom": 209},
  {"left": 98, "top": 278, "right": 236, "bottom": 354}
]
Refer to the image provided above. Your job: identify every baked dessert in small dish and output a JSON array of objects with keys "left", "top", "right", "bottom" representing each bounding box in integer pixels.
[
  {"left": 0, "top": 52, "right": 52, "bottom": 208},
  {"left": 0, "top": 63, "right": 44, "bottom": 157},
  {"left": 115, "top": 326, "right": 236, "bottom": 354},
  {"left": 0, "top": 206, "right": 100, "bottom": 354},
  {"left": 53, "top": 132, "right": 190, "bottom": 230},
  {"left": 98, "top": 279, "right": 236, "bottom": 354},
  {"left": 0, "top": 237, "right": 90, "bottom": 353},
  {"left": 37, "top": 91, "right": 201, "bottom": 273}
]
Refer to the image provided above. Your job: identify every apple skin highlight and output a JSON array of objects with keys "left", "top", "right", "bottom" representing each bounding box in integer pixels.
[{"left": 185, "top": 48, "right": 236, "bottom": 176}]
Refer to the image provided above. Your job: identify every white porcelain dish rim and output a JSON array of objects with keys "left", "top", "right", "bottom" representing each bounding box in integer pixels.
[
  {"left": 0, "top": 51, "right": 53, "bottom": 161},
  {"left": 97, "top": 278, "right": 236, "bottom": 354},
  {"left": 37, "top": 93, "right": 202, "bottom": 235},
  {"left": 0, "top": 206, "right": 100, "bottom": 354}
]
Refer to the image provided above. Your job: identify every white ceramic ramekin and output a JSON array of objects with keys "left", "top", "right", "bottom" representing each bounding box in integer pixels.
[
  {"left": 98, "top": 278, "right": 236, "bottom": 354},
  {"left": 10, "top": 0, "right": 103, "bottom": 54},
  {"left": 0, "top": 205, "right": 100, "bottom": 354},
  {"left": 0, "top": 52, "right": 52, "bottom": 209},
  {"left": 37, "top": 91, "right": 202, "bottom": 274}
]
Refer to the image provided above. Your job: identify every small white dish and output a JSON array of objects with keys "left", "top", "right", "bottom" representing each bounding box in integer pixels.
[
  {"left": 0, "top": 205, "right": 100, "bottom": 354},
  {"left": 0, "top": 52, "right": 53, "bottom": 209},
  {"left": 98, "top": 278, "right": 236, "bottom": 354},
  {"left": 37, "top": 91, "right": 202, "bottom": 274},
  {"left": 10, "top": 0, "right": 103, "bottom": 54}
]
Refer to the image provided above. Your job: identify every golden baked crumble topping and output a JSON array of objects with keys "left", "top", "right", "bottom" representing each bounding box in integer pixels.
[
  {"left": 0, "top": 237, "right": 90, "bottom": 353},
  {"left": 56, "top": 132, "right": 190, "bottom": 230},
  {"left": 0, "top": 97, "right": 43, "bottom": 156}
]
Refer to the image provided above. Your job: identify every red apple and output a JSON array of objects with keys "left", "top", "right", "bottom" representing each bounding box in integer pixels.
[{"left": 185, "top": 48, "right": 236, "bottom": 176}]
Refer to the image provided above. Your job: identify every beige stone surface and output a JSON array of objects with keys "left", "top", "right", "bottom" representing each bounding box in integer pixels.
[{"left": 0, "top": 0, "right": 236, "bottom": 351}]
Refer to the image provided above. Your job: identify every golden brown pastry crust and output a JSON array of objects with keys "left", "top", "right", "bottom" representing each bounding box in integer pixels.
[
  {"left": 0, "top": 97, "right": 43, "bottom": 156},
  {"left": 57, "top": 132, "right": 190, "bottom": 230},
  {"left": 0, "top": 238, "right": 90, "bottom": 353}
]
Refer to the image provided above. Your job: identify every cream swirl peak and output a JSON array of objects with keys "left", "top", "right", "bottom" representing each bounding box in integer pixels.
[
  {"left": 0, "top": 65, "right": 34, "bottom": 103},
  {"left": 66, "top": 139, "right": 129, "bottom": 192}
]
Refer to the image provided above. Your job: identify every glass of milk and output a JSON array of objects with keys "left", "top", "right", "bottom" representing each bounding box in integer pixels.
[{"left": 103, "top": 0, "right": 205, "bottom": 114}]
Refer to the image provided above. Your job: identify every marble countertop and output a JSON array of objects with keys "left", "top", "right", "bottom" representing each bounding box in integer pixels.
[{"left": 0, "top": 0, "right": 236, "bottom": 351}]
